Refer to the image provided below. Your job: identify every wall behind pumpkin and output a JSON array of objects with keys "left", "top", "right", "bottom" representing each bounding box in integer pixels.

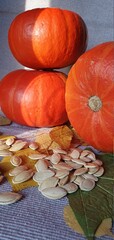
[{"left": 0, "top": 0, "right": 113, "bottom": 79}]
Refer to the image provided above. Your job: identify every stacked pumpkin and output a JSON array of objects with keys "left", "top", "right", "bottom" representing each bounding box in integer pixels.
[
  {"left": 0, "top": 8, "right": 87, "bottom": 127},
  {"left": 0, "top": 8, "right": 113, "bottom": 153}
]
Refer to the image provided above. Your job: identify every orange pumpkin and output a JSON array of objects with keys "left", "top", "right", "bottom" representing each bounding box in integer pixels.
[
  {"left": 65, "top": 42, "right": 114, "bottom": 153},
  {"left": 0, "top": 69, "right": 68, "bottom": 127},
  {"left": 8, "top": 8, "right": 87, "bottom": 69}
]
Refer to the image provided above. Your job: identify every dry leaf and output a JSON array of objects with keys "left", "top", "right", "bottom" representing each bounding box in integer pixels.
[
  {"left": 64, "top": 205, "right": 114, "bottom": 238},
  {"left": 0, "top": 148, "right": 38, "bottom": 192},
  {"left": 35, "top": 132, "right": 60, "bottom": 150},
  {"left": 0, "top": 115, "right": 11, "bottom": 125},
  {"left": 49, "top": 125, "right": 73, "bottom": 150}
]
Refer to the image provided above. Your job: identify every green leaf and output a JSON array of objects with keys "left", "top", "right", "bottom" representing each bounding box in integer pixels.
[{"left": 67, "top": 153, "right": 114, "bottom": 240}]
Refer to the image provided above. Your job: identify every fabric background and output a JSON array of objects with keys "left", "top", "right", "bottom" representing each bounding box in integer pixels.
[{"left": 0, "top": 0, "right": 114, "bottom": 239}]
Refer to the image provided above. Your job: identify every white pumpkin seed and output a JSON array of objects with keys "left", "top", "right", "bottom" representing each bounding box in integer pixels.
[
  {"left": 12, "top": 169, "right": 34, "bottom": 184},
  {"left": 62, "top": 182, "right": 78, "bottom": 193},
  {"left": 41, "top": 186, "right": 67, "bottom": 199},
  {"left": 35, "top": 159, "right": 49, "bottom": 171},
  {"left": 53, "top": 148, "right": 67, "bottom": 154},
  {"left": 85, "top": 162, "right": 98, "bottom": 168},
  {"left": 5, "top": 137, "right": 15, "bottom": 146},
  {"left": 0, "top": 144, "right": 10, "bottom": 150},
  {"left": 55, "top": 170, "right": 69, "bottom": 179},
  {"left": 50, "top": 153, "right": 61, "bottom": 164},
  {"left": 88, "top": 166, "right": 99, "bottom": 174},
  {"left": 66, "top": 161, "right": 83, "bottom": 169},
  {"left": 80, "top": 156, "right": 92, "bottom": 163},
  {"left": 53, "top": 162, "right": 73, "bottom": 171},
  {"left": 94, "top": 167, "right": 104, "bottom": 177},
  {"left": 10, "top": 156, "right": 22, "bottom": 167},
  {"left": 0, "top": 192, "right": 22, "bottom": 205},
  {"left": 58, "top": 175, "right": 69, "bottom": 186},
  {"left": 80, "top": 179, "right": 95, "bottom": 191},
  {"left": 74, "top": 167, "right": 88, "bottom": 176},
  {"left": 87, "top": 152, "right": 96, "bottom": 160},
  {"left": 80, "top": 150, "right": 93, "bottom": 158},
  {"left": 68, "top": 149, "right": 80, "bottom": 159},
  {"left": 94, "top": 159, "right": 103, "bottom": 166},
  {"left": 61, "top": 154, "right": 71, "bottom": 161},
  {"left": 9, "top": 164, "right": 29, "bottom": 176},
  {"left": 29, "top": 142, "right": 39, "bottom": 150},
  {"left": 9, "top": 141, "right": 27, "bottom": 152},
  {"left": 28, "top": 153, "right": 47, "bottom": 160},
  {"left": 71, "top": 158, "right": 86, "bottom": 166},
  {"left": 73, "top": 175, "right": 85, "bottom": 185},
  {"left": 0, "top": 150, "right": 13, "bottom": 156},
  {"left": 38, "top": 177, "right": 59, "bottom": 191},
  {"left": 33, "top": 170, "right": 55, "bottom": 183},
  {"left": 83, "top": 173, "right": 98, "bottom": 181}
]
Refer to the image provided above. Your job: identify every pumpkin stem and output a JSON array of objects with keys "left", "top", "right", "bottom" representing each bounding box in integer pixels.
[{"left": 88, "top": 95, "right": 102, "bottom": 112}]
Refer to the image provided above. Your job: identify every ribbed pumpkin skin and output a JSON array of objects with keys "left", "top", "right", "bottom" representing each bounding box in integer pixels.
[
  {"left": 65, "top": 42, "right": 114, "bottom": 153},
  {"left": 0, "top": 69, "right": 68, "bottom": 127},
  {"left": 8, "top": 8, "right": 87, "bottom": 69}
]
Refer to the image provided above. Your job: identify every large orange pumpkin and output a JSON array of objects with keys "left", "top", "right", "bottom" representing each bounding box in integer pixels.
[
  {"left": 8, "top": 8, "right": 87, "bottom": 69},
  {"left": 0, "top": 69, "right": 68, "bottom": 127},
  {"left": 65, "top": 42, "right": 114, "bottom": 153}
]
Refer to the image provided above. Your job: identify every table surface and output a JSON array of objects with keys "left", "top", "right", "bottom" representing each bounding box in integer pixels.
[{"left": 0, "top": 121, "right": 113, "bottom": 240}]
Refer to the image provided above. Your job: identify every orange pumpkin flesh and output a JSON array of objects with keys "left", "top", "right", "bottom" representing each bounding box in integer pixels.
[
  {"left": 65, "top": 42, "right": 114, "bottom": 153},
  {"left": 8, "top": 8, "right": 87, "bottom": 69},
  {"left": 0, "top": 69, "right": 68, "bottom": 127}
]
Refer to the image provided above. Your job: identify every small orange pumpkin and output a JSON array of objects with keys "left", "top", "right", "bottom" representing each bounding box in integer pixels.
[
  {"left": 0, "top": 69, "right": 68, "bottom": 127},
  {"left": 8, "top": 8, "right": 87, "bottom": 69},
  {"left": 65, "top": 42, "right": 114, "bottom": 153}
]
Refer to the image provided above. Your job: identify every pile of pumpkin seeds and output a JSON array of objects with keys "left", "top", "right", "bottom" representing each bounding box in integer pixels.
[{"left": 0, "top": 136, "right": 104, "bottom": 204}]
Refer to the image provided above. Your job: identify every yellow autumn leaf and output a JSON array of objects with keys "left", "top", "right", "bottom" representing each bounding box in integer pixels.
[
  {"left": 35, "top": 132, "right": 60, "bottom": 151},
  {"left": 49, "top": 125, "right": 73, "bottom": 150},
  {"left": 0, "top": 148, "right": 38, "bottom": 192}
]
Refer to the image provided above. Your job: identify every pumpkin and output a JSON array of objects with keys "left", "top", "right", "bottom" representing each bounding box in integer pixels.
[
  {"left": 8, "top": 8, "right": 87, "bottom": 69},
  {"left": 0, "top": 69, "right": 68, "bottom": 127},
  {"left": 65, "top": 42, "right": 114, "bottom": 153}
]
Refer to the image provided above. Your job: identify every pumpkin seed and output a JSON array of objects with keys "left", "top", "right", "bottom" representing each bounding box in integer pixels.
[
  {"left": 0, "top": 149, "right": 13, "bottom": 156},
  {"left": 0, "top": 144, "right": 10, "bottom": 150},
  {"left": 58, "top": 175, "right": 69, "bottom": 186},
  {"left": 35, "top": 159, "right": 49, "bottom": 171},
  {"left": 28, "top": 153, "right": 47, "bottom": 160},
  {"left": 55, "top": 170, "right": 69, "bottom": 179},
  {"left": 68, "top": 149, "right": 80, "bottom": 159},
  {"left": 9, "top": 164, "right": 29, "bottom": 176},
  {"left": 74, "top": 167, "right": 88, "bottom": 176},
  {"left": 29, "top": 142, "right": 39, "bottom": 150},
  {"left": 9, "top": 141, "right": 27, "bottom": 151},
  {"left": 72, "top": 158, "right": 86, "bottom": 166},
  {"left": 83, "top": 173, "right": 98, "bottom": 181},
  {"left": 5, "top": 137, "right": 15, "bottom": 146},
  {"left": 53, "top": 162, "right": 73, "bottom": 171},
  {"left": 50, "top": 153, "right": 61, "bottom": 164},
  {"left": 41, "top": 186, "right": 67, "bottom": 199},
  {"left": 38, "top": 177, "right": 59, "bottom": 191},
  {"left": 88, "top": 166, "right": 99, "bottom": 174},
  {"left": 53, "top": 148, "right": 67, "bottom": 154},
  {"left": 80, "top": 179, "right": 95, "bottom": 191},
  {"left": 85, "top": 162, "right": 98, "bottom": 168},
  {"left": 10, "top": 156, "right": 22, "bottom": 167},
  {"left": 0, "top": 192, "right": 22, "bottom": 205},
  {"left": 94, "top": 159, "right": 103, "bottom": 166},
  {"left": 33, "top": 169, "right": 55, "bottom": 183},
  {"left": 94, "top": 166, "right": 104, "bottom": 177},
  {"left": 12, "top": 169, "right": 34, "bottom": 184},
  {"left": 61, "top": 182, "right": 78, "bottom": 193},
  {"left": 61, "top": 154, "right": 71, "bottom": 161},
  {"left": 73, "top": 175, "right": 85, "bottom": 185}
]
